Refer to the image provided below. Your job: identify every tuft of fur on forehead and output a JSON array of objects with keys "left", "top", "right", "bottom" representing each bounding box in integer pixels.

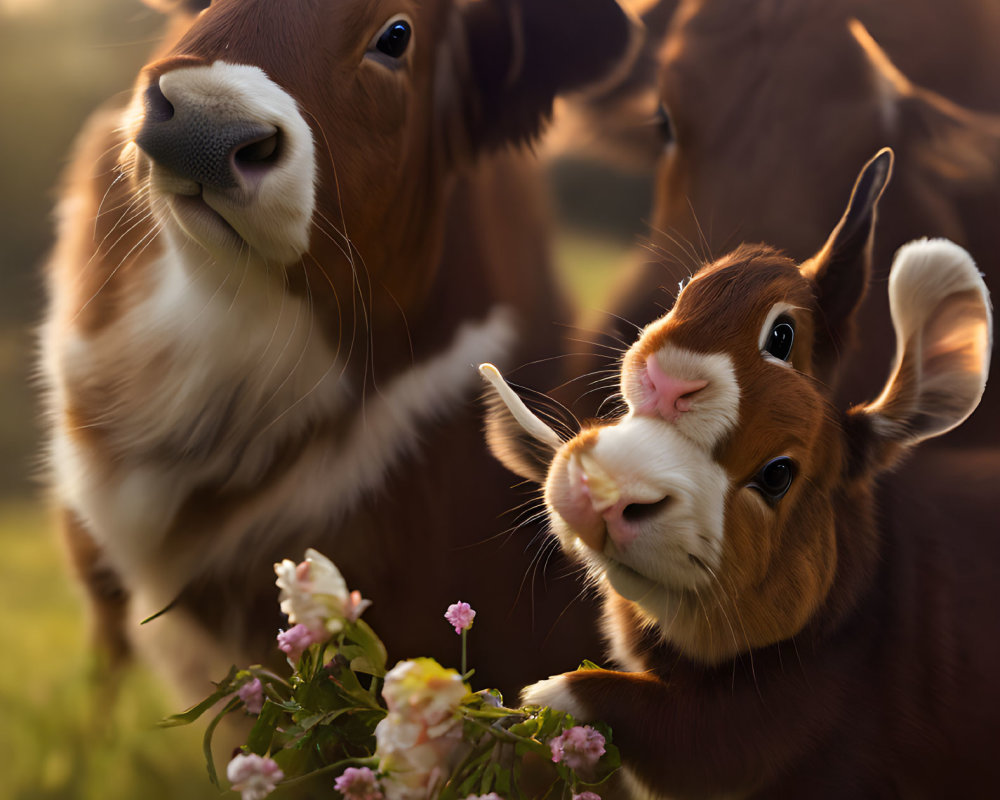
[{"left": 640, "top": 245, "right": 815, "bottom": 354}]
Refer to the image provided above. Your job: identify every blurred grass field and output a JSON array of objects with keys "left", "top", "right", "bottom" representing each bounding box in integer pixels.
[{"left": 0, "top": 502, "right": 219, "bottom": 800}]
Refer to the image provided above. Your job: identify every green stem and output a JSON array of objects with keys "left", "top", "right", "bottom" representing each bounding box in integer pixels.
[
  {"left": 461, "top": 628, "right": 468, "bottom": 678},
  {"left": 278, "top": 756, "right": 380, "bottom": 787}
]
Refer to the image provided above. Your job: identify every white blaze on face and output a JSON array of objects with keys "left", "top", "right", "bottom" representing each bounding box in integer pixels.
[
  {"left": 545, "top": 415, "right": 730, "bottom": 630},
  {"left": 543, "top": 325, "right": 746, "bottom": 648},
  {"left": 133, "top": 62, "right": 317, "bottom": 266},
  {"left": 622, "top": 342, "right": 741, "bottom": 451}
]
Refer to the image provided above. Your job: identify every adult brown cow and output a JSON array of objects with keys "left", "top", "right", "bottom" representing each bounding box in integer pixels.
[
  {"left": 40, "top": 0, "right": 639, "bottom": 701},
  {"left": 584, "top": 0, "right": 1000, "bottom": 444}
]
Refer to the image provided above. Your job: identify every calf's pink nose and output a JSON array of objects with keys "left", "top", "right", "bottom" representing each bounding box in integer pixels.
[
  {"left": 637, "top": 354, "right": 707, "bottom": 421},
  {"left": 552, "top": 452, "right": 666, "bottom": 553}
]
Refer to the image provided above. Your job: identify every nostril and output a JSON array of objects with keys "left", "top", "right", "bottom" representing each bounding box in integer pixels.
[
  {"left": 640, "top": 354, "right": 709, "bottom": 420},
  {"left": 234, "top": 130, "right": 281, "bottom": 169},
  {"left": 142, "top": 81, "right": 175, "bottom": 125},
  {"left": 621, "top": 495, "right": 673, "bottom": 525}
]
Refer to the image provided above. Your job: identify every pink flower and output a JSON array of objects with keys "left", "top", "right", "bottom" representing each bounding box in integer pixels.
[
  {"left": 465, "top": 795, "right": 505, "bottom": 800},
  {"left": 444, "top": 602, "right": 476, "bottom": 635},
  {"left": 345, "top": 589, "right": 373, "bottom": 623},
  {"left": 549, "top": 726, "right": 606, "bottom": 771},
  {"left": 238, "top": 677, "right": 264, "bottom": 715},
  {"left": 334, "top": 766, "right": 383, "bottom": 800},
  {"left": 277, "top": 623, "right": 316, "bottom": 663},
  {"left": 227, "top": 753, "right": 284, "bottom": 800},
  {"left": 573, "top": 793, "right": 601, "bottom": 800}
]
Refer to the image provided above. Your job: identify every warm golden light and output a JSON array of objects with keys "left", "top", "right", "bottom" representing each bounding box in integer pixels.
[{"left": 0, "top": 0, "right": 54, "bottom": 15}]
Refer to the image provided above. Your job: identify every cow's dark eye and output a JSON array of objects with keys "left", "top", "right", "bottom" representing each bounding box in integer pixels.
[
  {"left": 655, "top": 103, "right": 673, "bottom": 143},
  {"left": 764, "top": 316, "right": 795, "bottom": 361},
  {"left": 750, "top": 457, "right": 796, "bottom": 503},
  {"left": 375, "top": 19, "right": 412, "bottom": 58}
]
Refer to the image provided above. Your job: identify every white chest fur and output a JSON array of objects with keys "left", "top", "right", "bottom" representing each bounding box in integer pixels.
[{"left": 46, "top": 243, "right": 518, "bottom": 609}]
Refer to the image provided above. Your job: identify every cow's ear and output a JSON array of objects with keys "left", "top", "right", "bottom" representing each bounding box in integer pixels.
[
  {"left": 544, "top": 0, "right": 680, "bottom": 169},
  {"left": 479, "top": 364, "right": 565, "bottom": 484},
  {"left": 800, "top": 148, "right": 893, "bottom": 381},
  {"left": 451, "top": 0, "right": 642, "bottom": 154},
  {"left": 850, "top": 19, "right": 1000, "bottom": 189},
  {"left": 142, "top": 0, "right": 210, "bottom": 13},
  {"left": 848, "top": 239, "right": 992, "bottom": 471}
]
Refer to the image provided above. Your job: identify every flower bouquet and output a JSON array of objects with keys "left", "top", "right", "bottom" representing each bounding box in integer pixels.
[{"left": 162, "top": 549, "right": 620, "bottom": 800}]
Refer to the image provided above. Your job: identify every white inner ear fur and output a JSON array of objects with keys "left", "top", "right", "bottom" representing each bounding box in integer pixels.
[
  {"left": 479, "top": 362, "right": 562, "bottom": 448},
  {"left": 866, "top": 238, "right": 992, "bottom": 442}
]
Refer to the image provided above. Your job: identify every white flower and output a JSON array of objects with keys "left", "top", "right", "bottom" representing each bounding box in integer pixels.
[
  {"left": 226, "top": 753, "right": 284, "bottom": 800},
  {"left": 374, "top": 716, "right": 423, "bottom": 751},
  {"left": 381, "top": 659, "right": 469, "bottom": 728},
  {"left": 375, "top": 659, "right": 470, "bottom": 800},
  {"left": 274, "top": 548, "right": 356, "bottom": 637},
  {"left": 378, "top": 738, "right": 456, "bottom": 800}
]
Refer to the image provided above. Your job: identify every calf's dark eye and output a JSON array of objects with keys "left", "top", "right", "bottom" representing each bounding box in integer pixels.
[
  {"left": 751, "top": 457, "right": 795, "bottom": 502},
  {"left": 375, "top": 20, "right": 412, "bottom": 58},
  {"left": 764, "top": 316, "right": 795, "bottom": 361}
]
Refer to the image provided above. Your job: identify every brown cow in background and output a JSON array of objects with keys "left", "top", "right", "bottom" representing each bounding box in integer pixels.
[
  {"left": 562, "top": 0, "right": 1000, "bottom": 443},
  {"left": 41, "top": 0, "right": 639, "bottom": 702}
]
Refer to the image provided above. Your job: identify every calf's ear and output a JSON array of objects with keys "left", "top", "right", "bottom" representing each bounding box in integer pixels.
[
  {"left": 849, "top": 239, "right": 992, "bottom": 468},
  {"left": 479, "top": 364, "right": 565, "bottom": 484},
  {"left": 450, "top": 0, "right": 642, "bottom": 154},
  {"left": 800, "top": 148, "right": 893, "bottom": 379}
]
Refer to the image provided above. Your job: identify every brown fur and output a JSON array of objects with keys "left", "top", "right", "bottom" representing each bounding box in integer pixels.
[
  {"left": 591, "top": 0, "right": 1000, "bottom": 445},
  {"left": 42, "top": 0, "right": 638, "bottom": 700},
  {"left": 484, "top": 154, "right": 997, "bottom": 795}
]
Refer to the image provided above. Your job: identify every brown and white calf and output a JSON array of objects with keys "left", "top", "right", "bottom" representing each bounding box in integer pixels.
[
  {"left": 482, "top": 150, "right": 999, "bottom": 796},
  {"left": 40, "top": 0, "right": 641, "bottom": 700},
  {"left": 587, "top": 1, "right": 1000, "bottom": 443}
]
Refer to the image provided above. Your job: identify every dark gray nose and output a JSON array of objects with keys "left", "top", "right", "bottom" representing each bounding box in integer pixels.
[{"left": 134, "top": 80, "right": 281, "bottom": 189}]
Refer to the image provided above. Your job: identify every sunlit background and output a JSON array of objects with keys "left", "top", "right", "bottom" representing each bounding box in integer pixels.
[
  {"left": 0, "top": 3, "right": 647, "bottom": 799},
  {"left": 0, "top": 5, "right": 225, "bottom": 798}
]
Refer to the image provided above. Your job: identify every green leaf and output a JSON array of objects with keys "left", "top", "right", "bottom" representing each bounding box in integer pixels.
[
  {"left": 139, "top": 599, "right": 177, "bottom": 625},
  {"left": 454, "top": 761, "right": 489, "bottom": 797},
  {"left": 508, "top": 718, "right": 541, "bottom": 739},
  {"left": 479, "top": 762, "right": 500, "bottom": 795},
  {"left": 324, "top": 658, "right": 385, "bottom": 711},
  {"left": 157, "top": 666, "right": 240, "bottom": 728},
  {"left": 203, "top": 697, "right": 242, "bottom": 786},
  {"left": 536, "top": 706, "right": 573, "bottom": 740},
  {"left": 343, "top": 619, "right": 387, "bottom": 677},
  {"left": 245, "top": 699, "right": 284, "bottom": 756},
  {"left": 494, "top": 759, "right": 512, "bottom": 797}
]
